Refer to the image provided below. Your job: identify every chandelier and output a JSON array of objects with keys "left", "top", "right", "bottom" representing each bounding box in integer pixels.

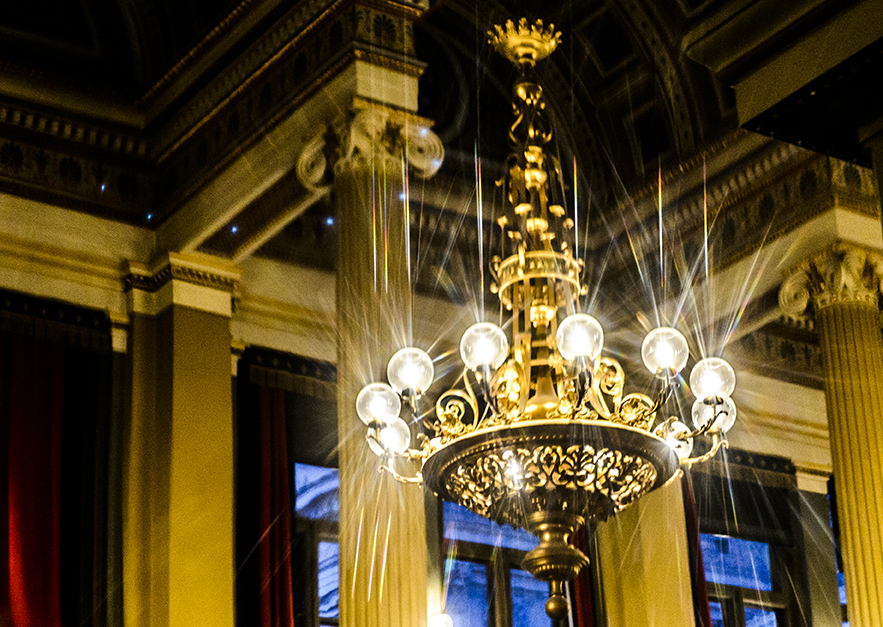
[{"left": 355, "top": 19, "right": 736, "bottom": 620}]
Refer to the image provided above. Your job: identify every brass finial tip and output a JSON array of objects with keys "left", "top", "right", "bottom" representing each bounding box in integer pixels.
[
  {"left": 545, "top": 594, "right": 569, "bottom": 620},
  {"left": 489, "top": 18, "right": 561, "bottom": 67}
]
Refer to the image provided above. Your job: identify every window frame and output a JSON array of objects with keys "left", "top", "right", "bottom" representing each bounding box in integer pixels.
[
  {"left": 294, "top": 515, "right": 340, "bottom": 627},
  {"left": 292, "top": 461, "right": 341, "bottom": 627},
  {"left": 691, "top": 451, "right": 811, "bottom": 627},
  {"left": 442, "top": 536, "right": 542, "bottom": 627}
]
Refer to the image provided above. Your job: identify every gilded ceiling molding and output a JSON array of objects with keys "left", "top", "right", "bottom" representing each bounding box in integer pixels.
[
  {"left": 154, "top": 0, "right": 422, "bottom": 161},
  {"left": 296, "top": 105, "right": 443, "bottom": 188},
  {"left": 779, "top": 243, "right": 883, "bottom": 322},
  {"left": 616, "top": 0, "right": 697, "bottom": 150},
  {"left": 605, "top": 146, "right": 879, "bottom": 279},
  {"left": 138, "top": 0, "right": 266, "bottom": 104}
]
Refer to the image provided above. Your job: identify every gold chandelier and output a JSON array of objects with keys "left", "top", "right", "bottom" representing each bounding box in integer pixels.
[{"left": 355, "top": 19, "right": 736, "bottom": 620}]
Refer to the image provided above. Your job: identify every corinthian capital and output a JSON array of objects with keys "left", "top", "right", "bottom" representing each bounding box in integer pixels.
[
  {"left": 779, "top": 243, "right": 883, "bottom": 320},
  {"left": 296, "top": 106, "right": 444, "bottom": 190}
]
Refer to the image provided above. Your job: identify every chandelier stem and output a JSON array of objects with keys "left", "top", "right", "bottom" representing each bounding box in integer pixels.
[{"left": 521, "top": 511, "right": 589, "bottom": 620}]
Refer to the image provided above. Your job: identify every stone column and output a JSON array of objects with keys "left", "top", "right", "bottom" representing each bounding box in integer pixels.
[
  {"left": 780, "top": 243, "right": 883, "bottom": 626},
  {"left": 122, "top": 252, "right": 241, "bottom": 627},
  {"left": 298, "top": 106, "right": 443, "bottom": 627}
]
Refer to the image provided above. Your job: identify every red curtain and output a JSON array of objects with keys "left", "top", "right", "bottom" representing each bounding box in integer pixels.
[
  {"left": 572, "top": 526, "right": 595, "bottom": 627},
  {"left": 682, "top": 472, "right": 713, "bottom": 627},
  {"left": 1, "top": 295, "right": 111, "bottom": 627},
  {"left": 257, "top": 387, "right": 296, "bottom": 627},
  {"left": 1, "top": 335, "right": 66, "bottom": 627},
  {"left": 237, "top": 350, "right": 337, "bottom": 627}
]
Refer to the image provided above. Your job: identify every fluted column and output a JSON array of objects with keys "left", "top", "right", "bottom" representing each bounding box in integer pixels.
[
  {"left": 780, "top": 244, "right": 883, "bottom": 626},
  {"left": 299, "top": 106, "right": 443, "bottom": 627}
]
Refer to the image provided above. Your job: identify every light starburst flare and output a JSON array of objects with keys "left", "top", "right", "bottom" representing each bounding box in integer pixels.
[{"left": 355, "top": 18, "right": 738, "bottom": 620}]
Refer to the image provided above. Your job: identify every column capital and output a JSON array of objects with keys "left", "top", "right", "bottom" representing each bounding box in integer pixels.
[
  {"left": 296, "top": 103, "right": 444, "bottom": 190},
  {"left": 779, "top": 243, "right": 883, "bottom": 321},
  {"left": 124, "top": 251, "right": 241, "bottom": 317}
]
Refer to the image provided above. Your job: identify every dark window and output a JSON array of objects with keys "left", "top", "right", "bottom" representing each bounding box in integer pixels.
[
  {"left": 317, "top": 541, "right": 340, "bottom": 621},
  {"left": 294, "top": 462, "right": 341, "bottom": 627},
  {"left": 442, "top": 502, "right": 551, "bottom": 627},
  {"left": 829, "top": 480, "right": 849, "bottom": 625},
  {"left": 702, "top": 534, "right": 773, "bottom": 591},
  {"left": 692, "top": 452, "right": 808, "bottom": 627},
  {"left": 701, "top": 533, "right": 784, "bottom": 625},
  {"left": 446, "top": 559, "right": 491, "bottom": 627}
]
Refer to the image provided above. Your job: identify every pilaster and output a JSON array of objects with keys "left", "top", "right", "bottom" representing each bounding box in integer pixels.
[
  {"left": 595, "top": 478, "right": 696, "bottom": 627},
  {"left": 780, "top": 243, "right": 883, "bottom": 626},
  {"left": 121, "top": 251, "right": 241, "bottom": 627}
]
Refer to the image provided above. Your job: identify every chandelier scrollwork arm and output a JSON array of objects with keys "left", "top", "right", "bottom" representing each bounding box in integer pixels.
[{"left": 377, "top": 462, "right": 423, "bottom": 484}]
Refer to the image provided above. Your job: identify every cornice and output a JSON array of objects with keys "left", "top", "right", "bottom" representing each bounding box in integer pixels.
[
  {"left": 138, "top": 0, "right": 270, "bottom": 106},
  {"left": 125, "top": 252, "right": 241, "bottom": 318},
  {"left": 0, "top": 102, "right": 147, "bottom": 159},
  {"left": 352, "top": 48, "right": 426, "bottom": 77},
  {"left": 0, "top": 0, "right": 428, "bottom": 225},
  {"left": 154, "top": 44, "right": 426, "bottom": 222},
  {"left": 152, "top": 0, "right": 423, "bottom": 161},
  {"left": 125, "top": 252, "right": 241, "bottom": 295},
  {"left": 152, "top": 0, "right": 352, "bottom": 161},
  {"left": 603, "top": 144, "right": 879, "bottom": 279}
]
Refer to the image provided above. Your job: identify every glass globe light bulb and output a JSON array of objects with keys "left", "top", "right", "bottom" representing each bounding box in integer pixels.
[
  {"left": 664, "top": 420, "right": 694, "bottom": 460},
  {"left": 428, "top": 613, "right": 454, "bottom": 627},
  {"left": 556, "top": 313, "right": 604, "bottom": 361},
  {"left": 691, "top": 397, "right": 737, "bottom": 433},
  {"left": 356, "top": 382, "right": 401, "bottom": 425},
  {"left": 387, "top": 347, "right": 434, "bottom": 394},
  {"left": 641, "top": 327, "right": 689, "bottom": 376},
  {"left": 689, "top": 357, "right": 736, "bottom": 401},
  {"left": 460, "top": 322, "right": 509, "bottom": 371},
  {"left": 378, "top": 416, "right": 411, "bottom": 454}
]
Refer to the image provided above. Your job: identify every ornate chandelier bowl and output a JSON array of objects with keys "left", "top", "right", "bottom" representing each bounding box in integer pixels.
[
  {"left": 355, "top": 19, "right": 738, "bottom": 620},
  {"left": 422, "top": 419, "right": 680, "bottom": 531}
]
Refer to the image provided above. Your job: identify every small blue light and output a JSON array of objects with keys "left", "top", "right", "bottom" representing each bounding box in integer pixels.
[
  {"left": 326, "top": 217, "right": 334, "bottom": 226},
  {"left": 399, "top": 192, "right": 406, "bottom": 201},
  {"left": 100, "top": 183, "right": 106, "bottom": 192},
  {"left": 146, "top": 214, "right": 153, "bottom": 221},
  {"left": 231, "top": 225, "right": 238, "bottom": 234},
  {"left": 419, "top": 127, "right": 430, "bottom": 137}
]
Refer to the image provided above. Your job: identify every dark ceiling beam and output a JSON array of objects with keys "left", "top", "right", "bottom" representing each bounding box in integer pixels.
[{"left": 684, "top": 0, "right": 883, "bottom": 166}]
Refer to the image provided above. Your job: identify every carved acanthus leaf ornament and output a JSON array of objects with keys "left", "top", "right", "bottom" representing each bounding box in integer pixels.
[
  {"left": 296, "top": 107, "right": 443, "bottom": 190},
  {"left": 779, "top": 244, "right": 883, "bottom": 321}
]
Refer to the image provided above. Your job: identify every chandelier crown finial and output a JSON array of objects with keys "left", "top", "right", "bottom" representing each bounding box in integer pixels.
[{"left": 489, "top": 19, "right": 561, "bottom": 67}]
